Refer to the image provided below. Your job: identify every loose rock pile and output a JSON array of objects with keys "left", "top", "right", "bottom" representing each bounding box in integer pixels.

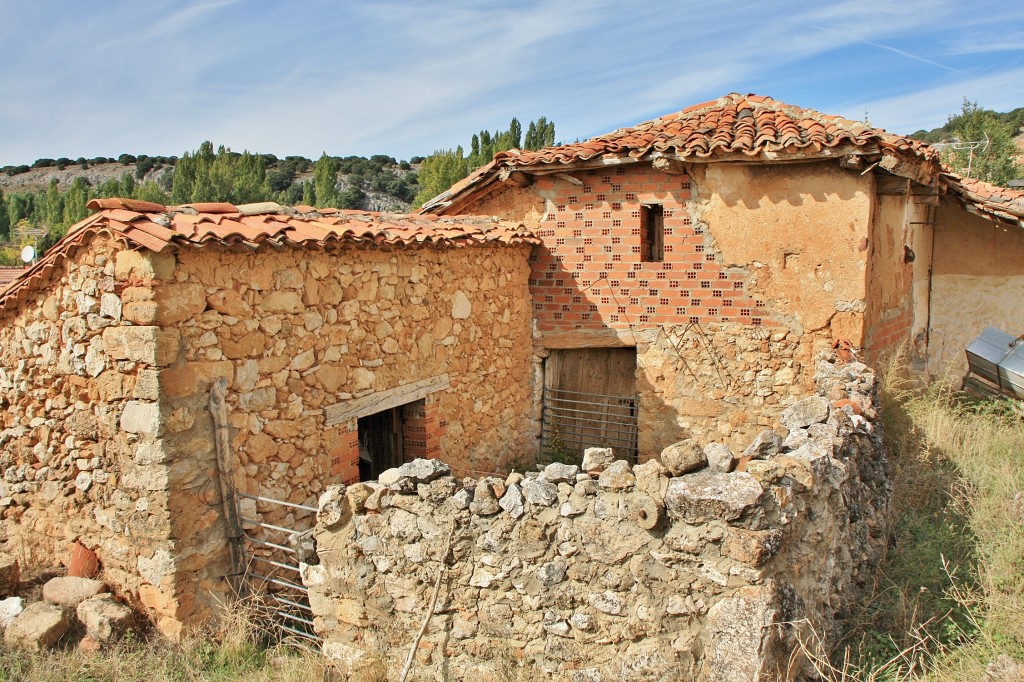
[
  {"left": 0, "top": 551, "right": 136, "bottom": 652},
  {"left": 305, "top": 353, "right": 890, "bottom": 681}
]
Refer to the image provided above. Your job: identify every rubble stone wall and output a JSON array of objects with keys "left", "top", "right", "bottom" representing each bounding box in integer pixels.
[
  {"left": 305, "top": 354, "right": 890, "bottom": 681},
  {"left": 160, "top": 243, "right": 536, "bottom": 624},
  {"left": 0, "top": 237, "right": 181, "bottom": 634}
]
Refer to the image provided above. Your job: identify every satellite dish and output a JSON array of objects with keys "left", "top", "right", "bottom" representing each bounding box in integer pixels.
[{"left": 20, "top": 245, "right": 35, "bottom": 263}]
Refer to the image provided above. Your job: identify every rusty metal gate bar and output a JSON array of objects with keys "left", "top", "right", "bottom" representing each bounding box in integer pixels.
[
  {"left": 237, "top": 492, "right": 320, "bottom": 642},
  {"left": 541, "top": 387, "right": 639, "bottom": 463}
]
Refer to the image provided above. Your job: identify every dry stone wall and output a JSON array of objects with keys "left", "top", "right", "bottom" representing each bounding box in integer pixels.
[
  {"left": 0, "top": 237, "right": 182, "bottom": 635},
  {"left": 305, "top": 353, "right": 889, "bottom": 681}
]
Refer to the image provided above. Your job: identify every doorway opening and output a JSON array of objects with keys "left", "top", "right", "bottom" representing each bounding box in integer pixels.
[
  {"left": 540, "top": 347, "right": 639, "bottom": 463},
  {"left": 358, "top": 407, "right": 404, "bottom": 481}
]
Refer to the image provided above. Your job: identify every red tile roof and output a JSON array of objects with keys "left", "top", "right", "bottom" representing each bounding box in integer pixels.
[
  {"left": 419, "top": 93, "right": 1024, "bottom": 230},
  {"left": 0, "top": 200, "right": 538, "bottom": 312},
  {"left": 0, "top": 267, "right": 28, "bottom": 290},
  {"left": 498, "top": 93, "right": 937, "bottom": 167}
]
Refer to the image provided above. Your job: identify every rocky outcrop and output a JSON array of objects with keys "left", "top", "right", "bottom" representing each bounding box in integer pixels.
[{"left": 305, "top": 354, "right": 889, "bottom": 680}]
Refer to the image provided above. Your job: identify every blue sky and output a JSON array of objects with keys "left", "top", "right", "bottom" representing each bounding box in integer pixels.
[{"left": 1, "top": 0, "right": 1022, "bottom": 165}]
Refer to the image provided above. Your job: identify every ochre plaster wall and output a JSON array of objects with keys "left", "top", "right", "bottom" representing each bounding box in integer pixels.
[
  {"left": 158, "top": 243, "right": 536, "bottom": 623},
  {"left": 928, "top": 201, "right": 1024, "bottom": 376},
  {"left": 701, "top": 162, "right": 872, "bottom": 338}
]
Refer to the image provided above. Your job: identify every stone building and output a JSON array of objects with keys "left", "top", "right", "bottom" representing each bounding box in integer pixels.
[
  {"left": 422, "top": 92, "right": 1024, "bottom": 459},
  {"left": 0, "top": 198, "right": 537, "bottom": 635}
]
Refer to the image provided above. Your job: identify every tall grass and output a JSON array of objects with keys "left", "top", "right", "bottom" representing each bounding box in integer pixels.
[
  {"left": 0, "top": 598, "right": 334, "bottom": 682},
  {"left": 816, "top": 363, "right": 1024, "bottom": 680}
]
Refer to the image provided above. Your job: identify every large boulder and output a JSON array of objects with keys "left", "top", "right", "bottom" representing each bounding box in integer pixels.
[
  {"left": 665, "top": 471, "right": 763, "bottom": 523},
  {"left": 42, "top": 576, "right": 108, "bottom": 608},
  {"left": 77, "top": 594, "right": 136, "bottom": 643},
  {"left": 781, "top": 396, "right": 830, "bottom": 430},
  {"left": 660, "top": 439, "right": 707, "bottom": 476},
  {"left": 4, "top": 602, "right": 71, "bottom": 651}
]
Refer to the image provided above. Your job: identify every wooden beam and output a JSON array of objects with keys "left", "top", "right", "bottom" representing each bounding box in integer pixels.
[
  {"left": 209, "top": 378, "right": 245, "bottom": 595},
  {"left": 324, "top": 374, "right": 450, "bottom": 426}
]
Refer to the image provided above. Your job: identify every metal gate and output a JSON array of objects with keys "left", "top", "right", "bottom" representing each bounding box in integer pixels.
[
  {"left": 540, "top": 386, "right": 639, "bottom": 463},
  {"left": 236, "top": 492, "right": 320, "bottom": 642}
]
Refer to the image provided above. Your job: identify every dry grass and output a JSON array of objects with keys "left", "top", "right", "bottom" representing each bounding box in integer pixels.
[
  {"left": 809, "top": 355, "right": 1024, "bottom": 680},
  {"left": 0, "top": 596, "right": 334, "bottom": 682}
]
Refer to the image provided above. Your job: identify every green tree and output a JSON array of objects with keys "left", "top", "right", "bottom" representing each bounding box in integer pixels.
[
  {"left": 941, "top": 99, "right": 1022, "bottom": 185},
  {"left": 313, "top": 153, "right": 340, "bottom": 208},
  {"left": 412, "top": 147, "right": 468, "bottom": 207},
  {"left": 0, "top": 190, "right": 9, "bottom": 240},
  {"left": 61, "top": 177, "right": 90, "bottom": 229}
]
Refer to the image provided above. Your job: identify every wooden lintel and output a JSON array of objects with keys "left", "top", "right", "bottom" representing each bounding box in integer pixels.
[
  {"left": 324, "top": 374, "right": 450, "bottom": 426},
  {"left": 499, "top": 168, "right": 533, "bottom": 188},
  {"left": 877, "top": 152, "right": 937, "bottom": 186},
  {"left": 536, "top": 328, "right": 656, "bottom": 350}
]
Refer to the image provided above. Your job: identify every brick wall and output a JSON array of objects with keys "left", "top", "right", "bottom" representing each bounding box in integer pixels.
[{"left": 528, "top": 165, "right": 771, "bottom": 333}]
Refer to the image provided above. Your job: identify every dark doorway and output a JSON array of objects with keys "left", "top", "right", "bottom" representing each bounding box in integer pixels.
[
  {"left": 541, "top": 348, "right": 639, "bottom": 463},
  {"left": 358, "top": 407, "right": 404, "bottom": 481}
]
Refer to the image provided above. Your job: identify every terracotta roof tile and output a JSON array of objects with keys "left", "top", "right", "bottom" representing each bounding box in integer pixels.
[
  {"left": 485, "top": 93, "right": 935, "bottom": 169},
  {"left": 0, "top": 266, "right": 28, "bottom": 290},
  {"left": 0, "top": 200, "right": 538, "bottom": 312}
]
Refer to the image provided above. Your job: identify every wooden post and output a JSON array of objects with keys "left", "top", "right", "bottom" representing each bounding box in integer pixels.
[{"left": 209, "top": 378, "right": 246, "bottom": 594}]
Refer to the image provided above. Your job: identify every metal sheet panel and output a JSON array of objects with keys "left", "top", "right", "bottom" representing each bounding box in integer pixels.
[
  {"left": 966, "top": 328, "right": 1015, "bottom": 386},
  {"left": 999, "top": 344, "right": 1024, "bottom": 398}
]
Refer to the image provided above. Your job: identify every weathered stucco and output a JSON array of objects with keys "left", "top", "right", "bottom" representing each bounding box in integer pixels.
[
  {"left": 929, "top": 200, "right": 1024, "bottom": 376},
  {"left": 701, "top": 162, "right": 872, "bottom": 337}
]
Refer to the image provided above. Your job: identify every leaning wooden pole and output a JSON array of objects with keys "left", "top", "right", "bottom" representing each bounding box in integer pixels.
[
  {"left": 398, "top": 522, "right": 456, "bottom": 682},
  {"left": 209, "top": 377, "right": 246, "bottom": 595}
]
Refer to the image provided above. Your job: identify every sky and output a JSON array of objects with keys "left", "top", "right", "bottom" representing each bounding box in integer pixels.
[{"left": 1, "top": 0, "right": 1022, "bottom": 166}]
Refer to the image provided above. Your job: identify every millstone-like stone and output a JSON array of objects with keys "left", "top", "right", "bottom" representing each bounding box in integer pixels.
[
  {"left": 660, "top": 439, "right": 707, "bottom": 476},
  {"left": 781, "top": 396, "right": 831, "bottom": 430},
  {"left": 664, "top": 471, "right": 763, "bottom": 523},
  {"left": 42, "top": 576, "right": 107, "bottom": 607},
  {"left": 4, "top": 601, "right": 71, "bottom": 651}
]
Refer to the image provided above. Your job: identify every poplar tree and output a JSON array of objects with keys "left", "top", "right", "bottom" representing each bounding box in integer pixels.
[{"left": 314, "top": 153, "right": 340, "bottom": 208}]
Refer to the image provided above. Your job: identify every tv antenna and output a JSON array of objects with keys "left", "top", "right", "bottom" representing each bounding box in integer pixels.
[{"left": 931, "top": 132, "right": 989, "bottom": 178}]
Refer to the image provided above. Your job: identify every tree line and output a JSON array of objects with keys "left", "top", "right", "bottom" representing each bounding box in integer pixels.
[
  {"left": 412, "top": 116, "right": 556, "bottom": 207},
  {"left": 0, "top": 115, "right": 556, "bottom": 264}
]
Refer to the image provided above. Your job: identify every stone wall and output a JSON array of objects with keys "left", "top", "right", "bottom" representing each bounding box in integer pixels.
[
  {"left": 0, "top": 237, "right": 183, "bottom": 635},
  {"left": 158, "top": 242, "right": 536, "bottom": 624},
  {"left": 305, "top": 353, "right": 890, "bottom": 681}
]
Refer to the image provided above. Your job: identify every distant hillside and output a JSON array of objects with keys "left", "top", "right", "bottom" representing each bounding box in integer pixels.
[
  {"left": 909, "top": 105, "right": 1024, "bottom": 144},
  {"left": 1, "top": 151, "right": 421, "bottom": 213}
]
